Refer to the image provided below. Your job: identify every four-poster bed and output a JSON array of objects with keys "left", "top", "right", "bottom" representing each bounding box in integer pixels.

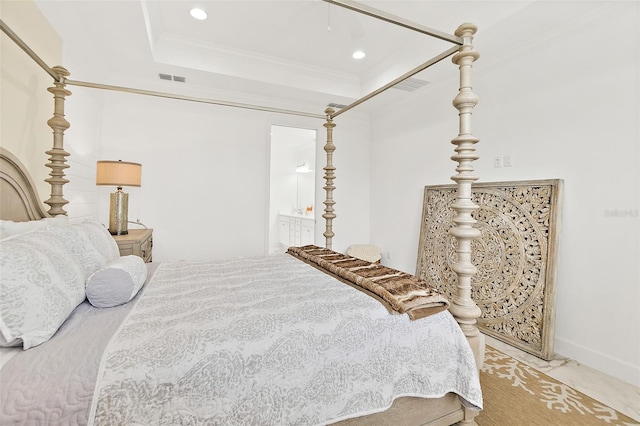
[{"left": 1, "top": 1, "right": 485, "bottom": 424}]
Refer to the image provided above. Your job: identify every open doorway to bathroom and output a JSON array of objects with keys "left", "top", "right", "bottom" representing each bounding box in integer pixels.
[{"left": 268, "top": 125, "right": 317, "bottom": 254}]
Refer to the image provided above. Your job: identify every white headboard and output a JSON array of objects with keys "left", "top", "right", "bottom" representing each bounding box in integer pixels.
[{"left": 0, "top": 147, "right": 50, "bottom": 221}]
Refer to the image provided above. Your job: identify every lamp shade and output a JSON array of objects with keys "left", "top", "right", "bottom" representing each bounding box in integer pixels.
[{"left": 96, "top": 160, "right": 142, "bottom": 187}]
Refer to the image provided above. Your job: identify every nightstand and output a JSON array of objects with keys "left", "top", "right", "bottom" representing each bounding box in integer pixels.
[{"left": 112, "top": 228, "right": 153, "bottom": 263}]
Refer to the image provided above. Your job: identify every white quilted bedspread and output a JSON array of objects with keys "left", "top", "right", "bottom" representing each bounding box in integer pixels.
[{"left": 90, "top": 254, "right": 482, "bottom": 425}]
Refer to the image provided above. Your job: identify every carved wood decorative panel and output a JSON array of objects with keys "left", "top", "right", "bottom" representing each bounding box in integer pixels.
[{"left": 416, "top": 180, "right": 563, "bottom": 360}]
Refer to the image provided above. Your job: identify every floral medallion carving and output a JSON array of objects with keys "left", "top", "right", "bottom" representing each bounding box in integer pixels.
[{"left": 416, "top": 180, "right": 563, "bottom": 360}]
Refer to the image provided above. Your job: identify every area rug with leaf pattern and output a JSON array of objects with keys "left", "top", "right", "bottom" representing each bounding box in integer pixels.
[{"left": 477, "top": 346, "right": 639, "bottom": 426}]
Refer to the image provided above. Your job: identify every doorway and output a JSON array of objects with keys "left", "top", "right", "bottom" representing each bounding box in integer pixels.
[{"left": 269, "top": 125, "right": 317, "bottom": 254}]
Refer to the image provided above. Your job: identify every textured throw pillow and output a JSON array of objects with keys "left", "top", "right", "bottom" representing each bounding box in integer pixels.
[
  {"left": 45, "top": 223, "right": 108, "bottom": 278},
  {"left": 0, "top": 229, "right": 86, "bottom": 349},
  {"left": 86, "top": 255, "right": 148, "bottom": 308},
  {"left": 0, "top": 331, "right": 20, "bottom": 347},
  {"left": 73, "top": 220, "right": 120, "bottom": 262}
]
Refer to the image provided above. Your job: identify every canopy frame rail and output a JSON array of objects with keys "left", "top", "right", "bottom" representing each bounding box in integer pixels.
[
  {"left": 63, "top": 80, "right": 326, "bottom": 120},
  {"left": 331, "top": 45, "right": 459, "bottom": 119},
  {"left": 0, "top": 19, "right": 60, "bottom": 82},
  {"left": 323, "top": 0, "right": 463, "bottom": 45}
]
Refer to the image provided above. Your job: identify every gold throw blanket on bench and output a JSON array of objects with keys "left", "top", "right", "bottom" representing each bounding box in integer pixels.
[{"left": 287, "top": 245, "right": 450, "bottom": 320}]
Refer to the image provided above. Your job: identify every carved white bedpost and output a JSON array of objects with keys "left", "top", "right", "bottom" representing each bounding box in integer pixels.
[
  {"left": 323, "top": 107, "right": 336, "bottom": 249},
  {"left": 449, "top": 24, "right": 485, "bottom": 369},
  {"left": 45, "top": 66, "right": 71, "bottom": 216}
]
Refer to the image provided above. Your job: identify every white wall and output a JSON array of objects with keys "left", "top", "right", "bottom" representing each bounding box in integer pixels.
[
  {"left": 96, "top": 90, "right": 370, "bottom": 261},
  {"left": 53, "top": 0, "right": 109, "bottom": 221},
  {"left": 62, "top": 85, "right": 104, "bottom": 220},
  {"left": 370, "top": 1, "right": 639, "bottom": 386}
]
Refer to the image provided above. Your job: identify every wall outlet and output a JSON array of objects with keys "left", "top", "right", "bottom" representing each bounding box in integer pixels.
[{"left": 494, "top": 154, "right": 513, "bottom": 168}]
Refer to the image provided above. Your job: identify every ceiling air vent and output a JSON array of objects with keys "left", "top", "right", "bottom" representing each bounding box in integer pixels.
[
  {"left": 392, "top": 77, "right": 429, "bottom": 92},
  {"left": 158, "top": 73, "right": 186, "bottom": 83},
  {"left": 327, "top": 103, "right": 347, "bottom": 109}
]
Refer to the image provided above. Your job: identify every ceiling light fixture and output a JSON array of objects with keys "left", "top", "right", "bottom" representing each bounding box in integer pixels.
[
  {"left": 189, "top": 8, "right": 207, "bottom": 20},
  {"left": 352, "top": 50, "right": 365, "bottom": 60}
]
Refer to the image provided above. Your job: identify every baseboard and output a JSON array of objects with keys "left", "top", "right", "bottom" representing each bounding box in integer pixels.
[{"left": 554, "top": 337, "right": 640, "bottom": 388}]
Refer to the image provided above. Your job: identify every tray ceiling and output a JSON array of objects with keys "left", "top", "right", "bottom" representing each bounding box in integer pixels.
[{"left": 33, "top": 0, "right": 534, "bottom": 114}]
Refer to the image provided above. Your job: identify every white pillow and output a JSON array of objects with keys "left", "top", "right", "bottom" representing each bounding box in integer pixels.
[
  {"left": 86, "top": 255, "right": 148, "bottom": 308},
  {"left": 0, "top": 215, "right": 69, "bottom": 240},
  {"left": 73, "top": 220, "right": 120, "bottom": 262},
  {"left": 0, "top": 229, "right": 86, "bottom": 349},
  {"left": 45, "top": 223, "right": 108, "bottom": 278},
  {"left": 0, "top": 332, "right": 20, "bottom": 347}
]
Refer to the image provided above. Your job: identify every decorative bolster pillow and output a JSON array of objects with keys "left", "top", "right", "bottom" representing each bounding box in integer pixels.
[{"left": 86, "top": 255, "right": 148, "bottom": 308}]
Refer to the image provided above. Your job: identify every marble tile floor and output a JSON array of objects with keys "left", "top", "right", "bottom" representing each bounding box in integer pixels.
[{"left": 484, "top": 335, "right": 640, "bottom": 422}]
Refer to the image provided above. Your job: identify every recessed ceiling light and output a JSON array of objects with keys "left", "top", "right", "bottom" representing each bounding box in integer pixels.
[
  {"left": 189, "top": 8, "right": 208, "bottom": 20},
  {"left": 352, "top": 50, "right": 366, "bottom": 60}
]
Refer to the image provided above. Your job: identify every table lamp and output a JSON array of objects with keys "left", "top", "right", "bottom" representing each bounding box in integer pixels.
[{"left": 96, "top": 160, "right": 142, "bottom": 235}]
